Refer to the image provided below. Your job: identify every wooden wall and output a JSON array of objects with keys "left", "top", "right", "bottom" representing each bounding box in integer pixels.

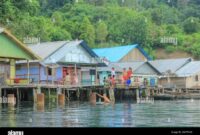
[{"left": 119, "top": 48, "right": 147, "bottom": 62}]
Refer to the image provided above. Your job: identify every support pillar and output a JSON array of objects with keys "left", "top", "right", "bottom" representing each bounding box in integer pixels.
[
  {"left": 0, "top": 88, "right": 2, "bottom": 98},
  {"left": 67, "top": 90, "right": 70, "bottom": 101},
  {"left": 48, "top": 88, "right": 51, "bottom": 100},
  {"left": 27, "top": 60, "right": 30, "bottom": 84},
  {"left": 58, "top": 94, "right": 65, "bottom": 105},
  {"left": 37, "top": 93, "right": 44, "bottom": 106},
  {"left": 4, "top": 89, "right": 7, "bottom": 97},
  {"left": 17, "top": 88, "right": 20, "bottom": 103},
  {"left": 7, "top": 94, "right": 16, "bottom": 106},
  {"left": 109, "top": 87, "right": 115, "bottom": 103},
  {"left": 136, "top": 89, "right": 139, "bottom": 102}
]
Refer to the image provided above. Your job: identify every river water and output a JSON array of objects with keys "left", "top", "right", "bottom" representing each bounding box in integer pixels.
[{"left": 0, "top": 100, "right": 200, "bottom": 127}]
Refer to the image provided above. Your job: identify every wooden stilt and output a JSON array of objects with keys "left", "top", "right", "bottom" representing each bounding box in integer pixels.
[
  {"left": 8, "top": 94, "right": 16, "bottom": 106},
  {"left": 67, "top": 90, "right": 70, "bottom": 101},
  {"left": 4, "top": 89, "right": 7, "bottom": 97},
  {"left": 33, "top": 88, "right": 37, "bottom": 103},
  {"left": 37, "top": 93, "right": 45, "bottom": 107},
  {"left": 58, "top": 94, "right": 65, "bottom": 105},
  {"left": 0, "top": 88, "right": 2, "bottom": 98},
  {"left": 109, "top": 87, "right": 115, "bottom": 103},
  {"left": 77, "top": 88, "right": 80, "bottom": 100},
  {"left": 48, "top": 88, "right": 50, "bottom": 100},
  {"left": 136, "top": 89, "right": 139, "bottom": 103},
  {"left": 17, "top": 88, "right": 20, "bottom": 103}
]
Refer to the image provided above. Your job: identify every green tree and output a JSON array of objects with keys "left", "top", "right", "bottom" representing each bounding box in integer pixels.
[
  {"left": 0, "top": 0, "right": 15, "bottom": 24},
  {"left": 13, "top": 0, "right": 40, "bottom": 16},
  {"left": 50, "top": 27, "right": 71, "bottom": 41},
  {"left": 96, "top": 21, "right": 108, "bottom": 43},
  {"left": 79, "top": 17, "right": 95, "bottom": 46},
  {"left": 183, "top": 17, "right": 200, "bottom": 34},
  {"left": 51, "top": 11, "right": 63, "bottom": 26}
]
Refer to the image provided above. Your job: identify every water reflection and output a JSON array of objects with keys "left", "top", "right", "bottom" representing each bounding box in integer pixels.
[{"left": 0, "top": 100, "right": 200, "bottom": 127}]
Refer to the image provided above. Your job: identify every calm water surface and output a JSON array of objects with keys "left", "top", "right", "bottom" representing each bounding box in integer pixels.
[{"left": 0, "top": 100, "right": 200, "bottom": 127}]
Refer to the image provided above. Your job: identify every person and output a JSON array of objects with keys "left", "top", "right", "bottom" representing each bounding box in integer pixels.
[
  {"left": 73, "top": 72, "right": 78, "bottom": 85},
  {"left": 89, "top": 92, "right": 96, "bottom": 105},
  {"left": 108, "top": 75, "right": 112, "bottom": 86},
  {"left": 122, "top": 68, "right": 127, "bottom": 84},
  {"left": 127, "top": 67, "right": 133, "bottom": 79},
  {"left": 111, "top": 75, "right": 115, "bottom": 87},
  {"left": 126, "top": 77, "right": 131, "bottom": 87},
  {"left": 111, "top": 67, "right": 116, "bottom": 78},
  {"left": 64, "top": 72, "right": 70, "bottom": 85},
  {"left": 96, "top": 93, "right": 111, "bottom": 104}
]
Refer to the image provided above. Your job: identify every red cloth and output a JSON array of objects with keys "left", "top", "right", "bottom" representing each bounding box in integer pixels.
[{"left": 127, "top": 70, "right": 133, "bottom": 78}]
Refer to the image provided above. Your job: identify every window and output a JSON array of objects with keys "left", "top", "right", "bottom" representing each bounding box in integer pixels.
[
  {"left": 195, "top": 75, "right": 198, "bottom": 82},
  {"left": 47, "top": 68, "right": 52, "bottom": 76}
]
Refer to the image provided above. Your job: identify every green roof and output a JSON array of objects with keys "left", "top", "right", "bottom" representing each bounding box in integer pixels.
[{"left": 0, "top": 29, "right": 40, "bottom": 60}]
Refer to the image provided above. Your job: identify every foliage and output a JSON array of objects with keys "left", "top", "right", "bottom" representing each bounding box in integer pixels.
[{"left": 0, "top": 0, "right": 200, "bottom": 59}]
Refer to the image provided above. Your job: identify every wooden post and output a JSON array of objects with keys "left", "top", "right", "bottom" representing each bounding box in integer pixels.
[
  {"left": 10, "top": 59, "right": 15, "bottom": 84},
  {"left": 37, "top": 93, "right": 45, "bottom": 106},
  {"left": 77, "top": 88, "right": 80, "bottom": 100},
  {"left": 58, "top": 94, "right": 65, "bottom": 105},
  {"left": 152, "top": 89, "right": 154, "bottom": 96},
  {"left": 7, "top": 94, "right": 16, "bottom": 106},
  {"left": 4, "top": 89, "right": 7, "bottom": 97},
  {"left": 136, "top": 89, "right": 139, "bottom": 103},
  {"left": 48, "top": 88, "right": 50, "bottom": 100},
  {"left": 0, "top": 88, "right": 2, "bottom": 98},
  {"left": 26, "top": 60, "right": 30, "bottom": 84},
  {"left": 38, "top": 64, "right": 41, "bottom": 84},
  {"left": 95, "top": 66, "right": 97, "bottom": 85},
  {"left": 67, "top": 90, "right": 70, "bottom": 101},
  {"left": 17, "top": 88, "right": 20, "bottom": 103},
  {"left": 109, "top": 87, "right": 115, "bottom": 103},
  {"left": 33, "top": 88, "right": 37, "bottom": 103}
]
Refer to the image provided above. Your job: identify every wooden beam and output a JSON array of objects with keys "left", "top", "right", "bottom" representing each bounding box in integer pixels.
[
  {"left": 27, "top": 60, "right": 30, "bottom": 84},
  {"left": 38, "top": 64, "right": 41, "bottom": 84}
]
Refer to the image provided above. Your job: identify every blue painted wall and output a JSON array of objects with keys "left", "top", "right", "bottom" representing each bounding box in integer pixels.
[{"left": 16, "top": 63, "right": 63, "bottom": 83}]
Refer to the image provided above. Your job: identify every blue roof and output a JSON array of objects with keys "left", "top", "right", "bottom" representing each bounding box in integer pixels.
[{"left": 93, "top": 44, "right": 151, "bottom": 62}]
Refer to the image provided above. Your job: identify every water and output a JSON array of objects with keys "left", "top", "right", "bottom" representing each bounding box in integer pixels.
[{"left": 0, "top": 100, "right": 200, "bottom": 127}]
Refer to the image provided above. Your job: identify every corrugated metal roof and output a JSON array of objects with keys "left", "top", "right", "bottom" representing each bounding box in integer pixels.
[
  {"left": 149, "top": 58, "right": 192, "bottom": 74},
  {"left": 93, "top": 44, "right": 152, "bottom": 62},
  {"left": 97, "top": 61, "right": 160, "bottom": 75},
  {"left": 43, "top": 40, "right": 101, "bottom": 65},
  {"left": 113, "top": 61, "right": 144, "bottom": 71},
  {"left": 176, "top": 61, "right": 200, "bottom": 77},
  {"left": 28, "top": 41, "right": 68, "bottom": 59},
  {"left": 97, "top": 63, "right": 123, "bottom": 72}
]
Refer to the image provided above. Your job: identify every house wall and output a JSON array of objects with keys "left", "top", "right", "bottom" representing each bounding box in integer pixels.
[
  {"left": 134, "top": 63, "right": 159, "bottom": 75},
  {"left": 44, "top": 43, "right": 97, "bottom": 64},
  {"left": 186, "top": 73, "right": 200, "bottom": 88},
  {"left": 120, "top": 48, "right": 147, "bottom": 62},
  {"left": 81, "top": 67, "right": 98, "bottom": 85},
  {"left": 16, "top": 63, "right": 63, "bottom": 83},
  {"left": 158, "top": 77, "right": 186, "bottom": 88},
  {"left": 16, "top": 63, "right": 40, "bottom": 83}
]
